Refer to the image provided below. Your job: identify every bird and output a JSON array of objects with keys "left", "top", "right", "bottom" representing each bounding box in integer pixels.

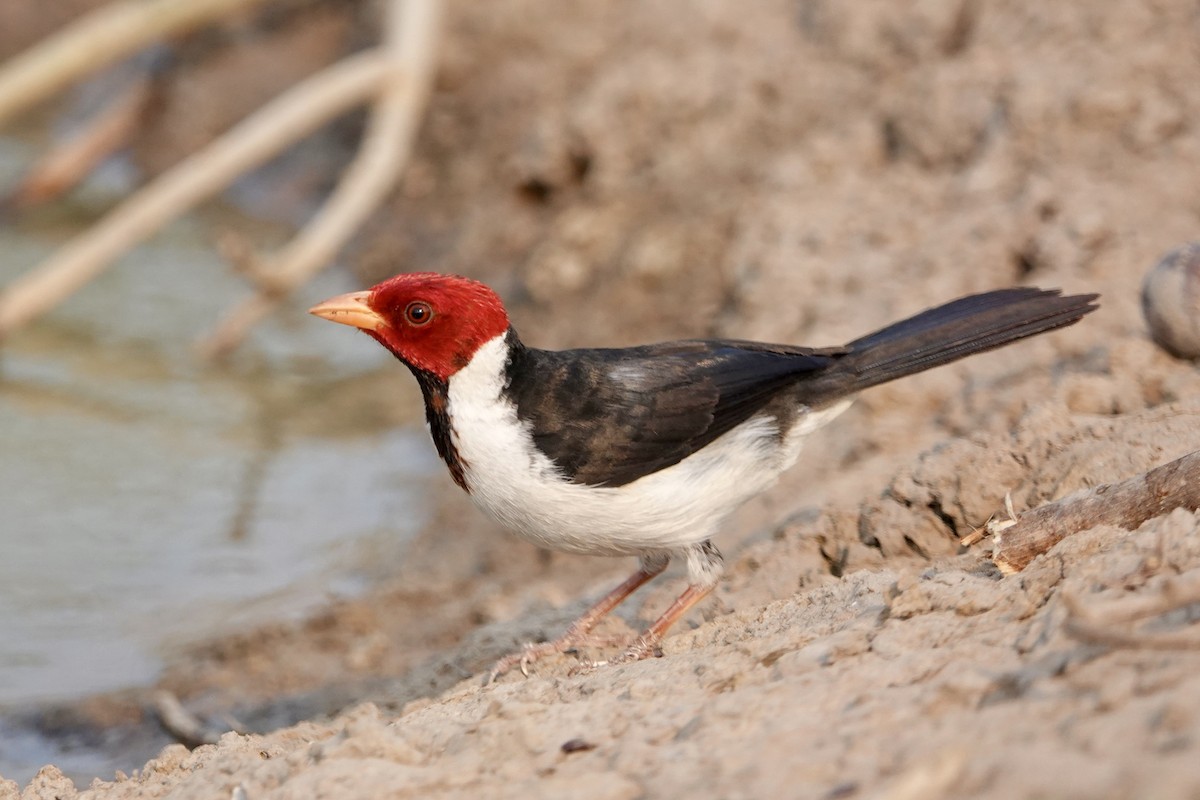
[{"left": 309, "top": 273, "right": 1098, "bottom": 680}]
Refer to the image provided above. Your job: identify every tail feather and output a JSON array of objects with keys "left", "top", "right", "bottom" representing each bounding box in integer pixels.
[{"left": 818, "top": 288, "right": 1098, "bottom": 397}]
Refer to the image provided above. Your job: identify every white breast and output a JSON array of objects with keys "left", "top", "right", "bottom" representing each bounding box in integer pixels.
[{"left": 445, "top": 335, "right": 852, "bottom": 557}]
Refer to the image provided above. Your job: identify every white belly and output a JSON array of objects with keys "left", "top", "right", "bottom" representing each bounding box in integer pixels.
[{"left": 446, "top": 335, "right": 852, "bottom": 557}]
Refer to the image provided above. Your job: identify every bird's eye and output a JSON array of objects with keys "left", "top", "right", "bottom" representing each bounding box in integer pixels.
[{"left": 404, "top": 301, "right": 434, "bottom": 326}]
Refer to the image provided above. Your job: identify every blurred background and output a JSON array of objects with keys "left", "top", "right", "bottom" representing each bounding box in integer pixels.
[{"left": 1, "top": 0, "right": 1198, "bottom": 787}]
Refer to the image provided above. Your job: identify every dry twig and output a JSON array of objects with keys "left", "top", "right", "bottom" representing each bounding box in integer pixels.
[
  {"left": 0, "top": 0, "right": 441, "bottom": 357},
  {"left": 1, "top": 76, "right": 153, "bottom": 210},
  {"left": 991, "top": 449, "right": 1200, "bottom": 574},
  {"left": 0, "top": 50, "right": 390, "bottom": 337},
  {"left": 0, "top": 0, "right": 275, "bottom": 128},
  {"left": 962, "top": 492, "right": 1016, "bottom": 547},
  {"left": 869, "top": 749, "right": 968, "bottom": 800},
  {"left": 152, "top": 690, "right": 234, "bottom": 749},
  {"left": 199, "top": 0, "right": 441, "bottom": 358},
  {"left": 1062, "top": 571, "right": 1200, "bottom": 650}
]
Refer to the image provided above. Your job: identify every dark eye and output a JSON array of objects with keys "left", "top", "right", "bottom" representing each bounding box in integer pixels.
[{"left": 404, "top": 301, "right": 433, "bottom": 326}]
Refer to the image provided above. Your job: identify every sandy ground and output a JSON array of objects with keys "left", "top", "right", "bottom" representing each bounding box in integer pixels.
[{"left": 6, "top": 0, "right": 1200, "bottom": 797}]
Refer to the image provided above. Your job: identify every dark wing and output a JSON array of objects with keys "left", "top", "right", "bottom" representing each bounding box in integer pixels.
[
  {"left": 504, "top": 338, "right": 842, "bottom": 487},
  {"left": 501, "top": 289, "right": 1098, "bottom": 489}
]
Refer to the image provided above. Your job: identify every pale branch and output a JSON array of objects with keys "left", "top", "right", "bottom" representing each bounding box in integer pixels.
[
  {"left": 0, "top": 0, "right": 277, "bottom": 128},
  {"left": 872, "top": 749, "right": 969, "bottom": 800},
  {"left": 152, "top": 690, "right": 232, "bottom": 749},
  {"left": 1062, "top": 572, "right": 1200, "bottom": 651},
  {"left": 1070, "top": 570, "right": 1200, "bottom": 625},
  {"left": 991, "top": 449, "right": 1200, "bottom": 574},
  {"left": 1065, "top": 620, "right": 1200, "bottom": 651},
  {"left": 1, "top": 75, "right": 152, "bottom": 210},
  {"left": 0, "top": 50, "right": 390, "bottom": 338},
  {"left": 199, "top": 0, "right": 442, "bottom": 358}
]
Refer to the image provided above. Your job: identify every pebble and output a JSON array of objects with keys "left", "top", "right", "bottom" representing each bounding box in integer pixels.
[{"left": 1142, "top": 243, "right": 1200, "bottom": 358}]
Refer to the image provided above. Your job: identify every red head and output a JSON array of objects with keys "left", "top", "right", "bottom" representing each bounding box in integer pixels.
[{"left": 309, "top": 273, "right": 510, "bottom": 380}]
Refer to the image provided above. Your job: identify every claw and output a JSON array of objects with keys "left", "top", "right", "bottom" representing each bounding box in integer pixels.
[
  {"left": 484, "top": 631, "right": 639, "bottom": 683},
  {"left": 481, "top": 564, "right": 679, "bottom": 684},
  {"left": 608, "top": 635, "right": 663, "bottom": 665},
  {"left": 566, "top": 659, "right": 607, "bottom": 677}
]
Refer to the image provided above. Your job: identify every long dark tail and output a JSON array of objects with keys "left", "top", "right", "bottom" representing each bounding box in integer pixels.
[{"left": 810, "top": 288, "right": 1098, "bottom": 399}]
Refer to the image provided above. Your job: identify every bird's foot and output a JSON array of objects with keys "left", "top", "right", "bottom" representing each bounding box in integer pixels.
[
  {"left": 485, "top": 632, "right": 633, "bottom": 684},
  {"left": 566, "top": 634, "right": 663, "bottom": 676},
  {"left": 484, "top": 641, "right": 556, "bottom": 685},
  {"left": 611, "top": 634, "right": 664, "bottom": 664}
]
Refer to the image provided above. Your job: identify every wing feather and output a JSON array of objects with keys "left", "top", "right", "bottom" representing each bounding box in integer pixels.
[{"left": 505, "top": 340, "right": 839, "bottom": 487}]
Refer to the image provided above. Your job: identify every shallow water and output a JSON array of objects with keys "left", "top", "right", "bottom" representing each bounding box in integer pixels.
[{"left": 0, "top": 148, "right": 436, "bottom": 715}]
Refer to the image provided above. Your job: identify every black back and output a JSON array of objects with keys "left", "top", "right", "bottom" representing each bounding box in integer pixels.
[
  {"left": 503, "top": 334, "right": 841, "bottom": 487},
  {"left": 495, "top": 288, "right": 1097, "bottom": 489}
]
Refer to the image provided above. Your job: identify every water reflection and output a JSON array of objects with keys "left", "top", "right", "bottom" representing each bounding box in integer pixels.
[{"left": 0, "top": 216, "right": 435, "bottom": 706}]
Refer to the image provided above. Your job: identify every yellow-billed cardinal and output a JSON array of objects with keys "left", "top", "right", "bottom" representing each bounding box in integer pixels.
[{"left": 310, "top": 273, "right": 1097, "bottom": 680}]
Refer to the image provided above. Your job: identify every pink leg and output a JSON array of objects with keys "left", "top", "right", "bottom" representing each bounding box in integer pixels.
[
  {"left": 606, "top": 582, "right": 715, "bottom": 665},
  {"left": 486, "top": 559, "right": 667, "bottom": 683}
]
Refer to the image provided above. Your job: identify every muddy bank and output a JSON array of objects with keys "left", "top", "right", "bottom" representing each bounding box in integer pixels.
[
  {"left": 4, "top": 0, "right": 1200, "bottom": 796},
  {"left": 10, "top": 397, "right": 1200, "bottom": 798}
]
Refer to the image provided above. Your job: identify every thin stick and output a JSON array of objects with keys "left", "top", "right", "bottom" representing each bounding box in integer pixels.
[
  {"left": 0, "top": 50, "right": 390, "bottom": 338},
  {"left": 198, "top": 0, "right": 442, "bottom": 358},
  {"left": 0, "top": 0, "right": 275, "bottom": 128},
  {"left": 1062, "top": 574, "right": 1200, "bottom": 650},
  {"left": 152, "top": 690, "right": 229, "bottom": 748},
  {"left": 1064, "top": 618, "right": 1200, "bottom": 650},
  {"left": 2, "top": 76, "right": 152, "bottom": 210},
  {"left": 872, "top": 749, "right": 969, "bottom": 800},
  {"left": 1070, "top": 571, "right": 1200, "bottom": 625},
  {"left": 991, "top": 449, "right": 1200, "bottom": 574}
]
